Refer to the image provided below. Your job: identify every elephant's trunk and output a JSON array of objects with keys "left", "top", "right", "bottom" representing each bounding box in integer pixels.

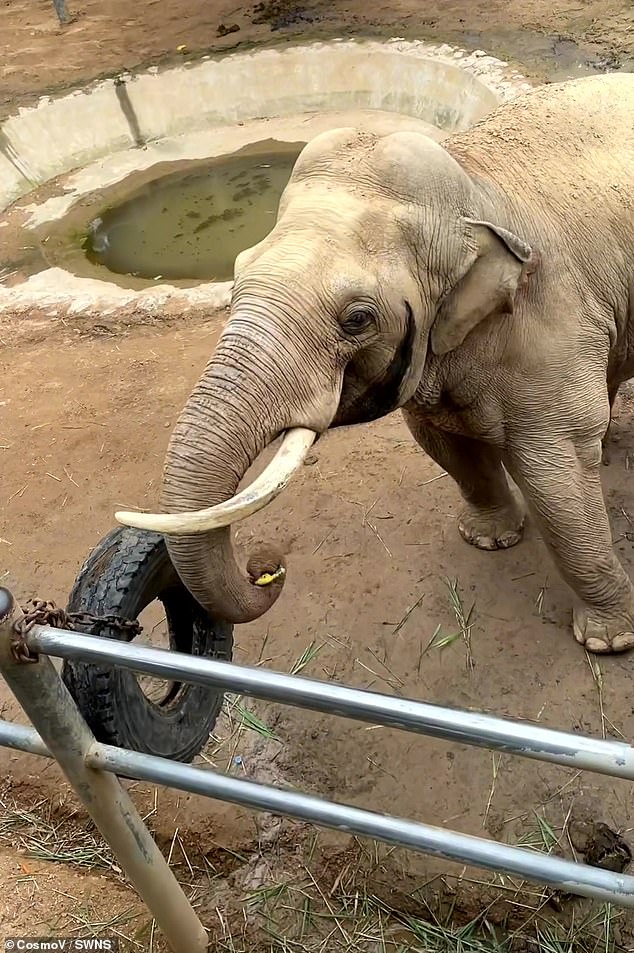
[{"left": 123, "top": 323, "right": 320, "bottom": 624}]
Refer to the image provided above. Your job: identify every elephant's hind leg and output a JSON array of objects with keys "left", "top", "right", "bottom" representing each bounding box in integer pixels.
[
  {"left": 506, "top": 431, "right": 634, "bottom": 654},
  {"left": 402, "top": 410, "right": 525, "bottom": 551}
]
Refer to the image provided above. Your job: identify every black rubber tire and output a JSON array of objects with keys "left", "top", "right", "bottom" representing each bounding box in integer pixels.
[{"left": 61, "top": 526, "right": 233, "bottom": 763}]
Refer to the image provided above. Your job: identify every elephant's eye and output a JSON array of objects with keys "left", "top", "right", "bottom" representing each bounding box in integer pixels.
[{"left": 340, "top": 309, "right": 376, "bottom": 336}]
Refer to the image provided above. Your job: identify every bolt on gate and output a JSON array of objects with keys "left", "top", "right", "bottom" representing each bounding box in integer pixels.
[{"left": 2, "top": 587, "right": 634, "bottom": 952}]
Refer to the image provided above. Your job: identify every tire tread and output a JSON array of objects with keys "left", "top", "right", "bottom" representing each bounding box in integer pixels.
[{"left": 62, "top": 527, "right": 233, "bottom": 762}]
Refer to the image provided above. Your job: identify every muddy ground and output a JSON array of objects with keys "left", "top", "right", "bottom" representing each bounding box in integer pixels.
[{"left": 3, "top": 1, "right": 634, "bottom": 950}]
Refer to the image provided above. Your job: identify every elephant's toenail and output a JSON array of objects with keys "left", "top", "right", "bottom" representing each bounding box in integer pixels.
[
  {"left": 612, "top": 633, "right": 634, "bottom": 652},
  {"left": 585, "top": 637, "right": 611, "bottom": 654}
]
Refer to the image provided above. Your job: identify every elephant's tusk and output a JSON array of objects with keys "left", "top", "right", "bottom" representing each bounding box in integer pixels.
[{"left": 115, "top": 428, "right": 317, "bottom": 534}]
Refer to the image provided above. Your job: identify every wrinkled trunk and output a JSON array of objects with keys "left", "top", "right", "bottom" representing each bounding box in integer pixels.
[
  {"left": 159, "top": 311, "right": 337, "bottom": 624},
  {"left": 161, "top": 341, "right": 291, "bottom": 624}
]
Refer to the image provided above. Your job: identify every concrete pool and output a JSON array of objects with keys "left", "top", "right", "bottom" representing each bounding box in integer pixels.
[{"left": 0, "top": 38, "right": 531, "bottom": 322}]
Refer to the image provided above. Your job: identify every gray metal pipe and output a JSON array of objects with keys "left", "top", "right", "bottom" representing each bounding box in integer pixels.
[
  {"left": 30, "top": 624, "right": 634, "bottom": 779},
  {"left": 5, "top": 713, "right": 633, "bottom": 908},
  {"left": 52, "top": 0, "right": 71, "bottom": 24},
  {"left": 88, "top": 740, "right": 634, "bottom": 907},
  {"left": 0, "top": 592, "right": 209, "bottom": 953},
  {"left": 3, "top": 599, "right": 634, "bottom": 912},
  {"left": 0, "top": 719, "right": 50, "bottom": 757}
]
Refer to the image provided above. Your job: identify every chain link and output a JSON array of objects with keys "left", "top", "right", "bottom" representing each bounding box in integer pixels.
[{"left": 11, "top": 599, "right": 143, "bottom": 664}]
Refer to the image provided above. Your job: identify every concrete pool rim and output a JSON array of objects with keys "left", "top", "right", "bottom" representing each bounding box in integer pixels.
[{"left": 0, "top": 37, "right": 533, "bottom": 322}]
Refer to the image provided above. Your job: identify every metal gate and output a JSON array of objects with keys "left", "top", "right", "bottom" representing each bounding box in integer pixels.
[{"left": 2, "top": 585, "right": 634, "bottom": 953}]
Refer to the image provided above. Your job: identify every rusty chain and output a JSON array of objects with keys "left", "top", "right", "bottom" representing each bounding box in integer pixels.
[{"left": 11, "top": 599, "right": 143, "bottom": 664}]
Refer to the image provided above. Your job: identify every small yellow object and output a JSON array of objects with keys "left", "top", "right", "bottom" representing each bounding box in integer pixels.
[
  {"left": 176, "top": 44, "right": 188, "bottom": 53},
  {"left": 254, "top": 566, "right": 286, "bottom": 587}
]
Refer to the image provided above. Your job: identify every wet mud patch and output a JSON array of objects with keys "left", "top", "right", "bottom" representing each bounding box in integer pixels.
[{"left": 251, "top": 0, "right": 315, "bottom": 31}]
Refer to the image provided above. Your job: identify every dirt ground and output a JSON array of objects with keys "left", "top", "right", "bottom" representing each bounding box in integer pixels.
[
  {"left": 2, "top": 0, "right": 634, "bottom": 119},
  {"left": 3, "top": 1, "right": 634, "bottom": 951}
]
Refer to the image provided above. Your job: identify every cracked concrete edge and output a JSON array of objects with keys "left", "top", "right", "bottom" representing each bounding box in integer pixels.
[
  {"left": 0, "top": 37, "right": 533, "bottom": 323},
  {"left": 0, "top": 270, "right": 234, "bottom": 320}
]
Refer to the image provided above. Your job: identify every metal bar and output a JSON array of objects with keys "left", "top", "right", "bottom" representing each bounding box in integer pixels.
[
  {"left": 3, "top": 605, "right": 634, "bottom": 913},
  {"left": 0, "top": 591, "right": 209, "bottom": 953},
  {"left": 52, "top": 0, "right": 71, "bottom": 24},
  {"left": 30, "top": 624, "right": 634, "bottom": 779},
  {"left": 88, "top": 740, "right": 634, "bottom": 907},
  {"left": 3, "top": 719, "right": 634, "bottom": 910},
  {"left": 0, "top": 719, "right": 50, "bottom": 758}
]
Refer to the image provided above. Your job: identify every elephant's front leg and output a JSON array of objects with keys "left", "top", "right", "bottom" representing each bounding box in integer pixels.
[
  {"left": 402, "top": 409, "right": 525, "bottom": 550},
  {"left": 505, "top": 435, "right": 634, "bottom": 654}
]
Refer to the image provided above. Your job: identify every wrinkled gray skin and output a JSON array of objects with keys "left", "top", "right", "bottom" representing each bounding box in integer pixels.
[{"left": 162, "top": 72, "right": 634, "bottom": 654}]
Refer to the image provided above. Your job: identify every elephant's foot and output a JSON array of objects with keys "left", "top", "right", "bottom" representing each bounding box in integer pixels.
[
  {"left": 458, "top": 494, "right": 526, "bottom": 551},
  {"left": 573, "top": 606, "right": 634, "bottom": 654}
]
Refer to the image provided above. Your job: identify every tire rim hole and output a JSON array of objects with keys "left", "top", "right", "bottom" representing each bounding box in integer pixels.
[{"left": 136, "top": 598, "right": 187, "bottom": 709}]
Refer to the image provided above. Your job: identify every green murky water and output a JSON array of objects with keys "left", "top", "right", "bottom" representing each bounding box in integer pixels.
[{"left": 84, "top": 144, "right": 303, "bottom": 282}]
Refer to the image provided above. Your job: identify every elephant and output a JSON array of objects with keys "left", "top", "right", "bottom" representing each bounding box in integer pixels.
[{"left": 117, "top": 72, "right": 634, "bottom": 655}]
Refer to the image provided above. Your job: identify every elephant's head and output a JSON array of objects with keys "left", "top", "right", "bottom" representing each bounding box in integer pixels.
[{"left": 116, "top": 127, "right": 536, "bottom": 623}]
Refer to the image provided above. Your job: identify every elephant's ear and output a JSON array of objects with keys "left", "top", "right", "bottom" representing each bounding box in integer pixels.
[{"left": 430, "top": 219, "right": 536, "bottom": 356}]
